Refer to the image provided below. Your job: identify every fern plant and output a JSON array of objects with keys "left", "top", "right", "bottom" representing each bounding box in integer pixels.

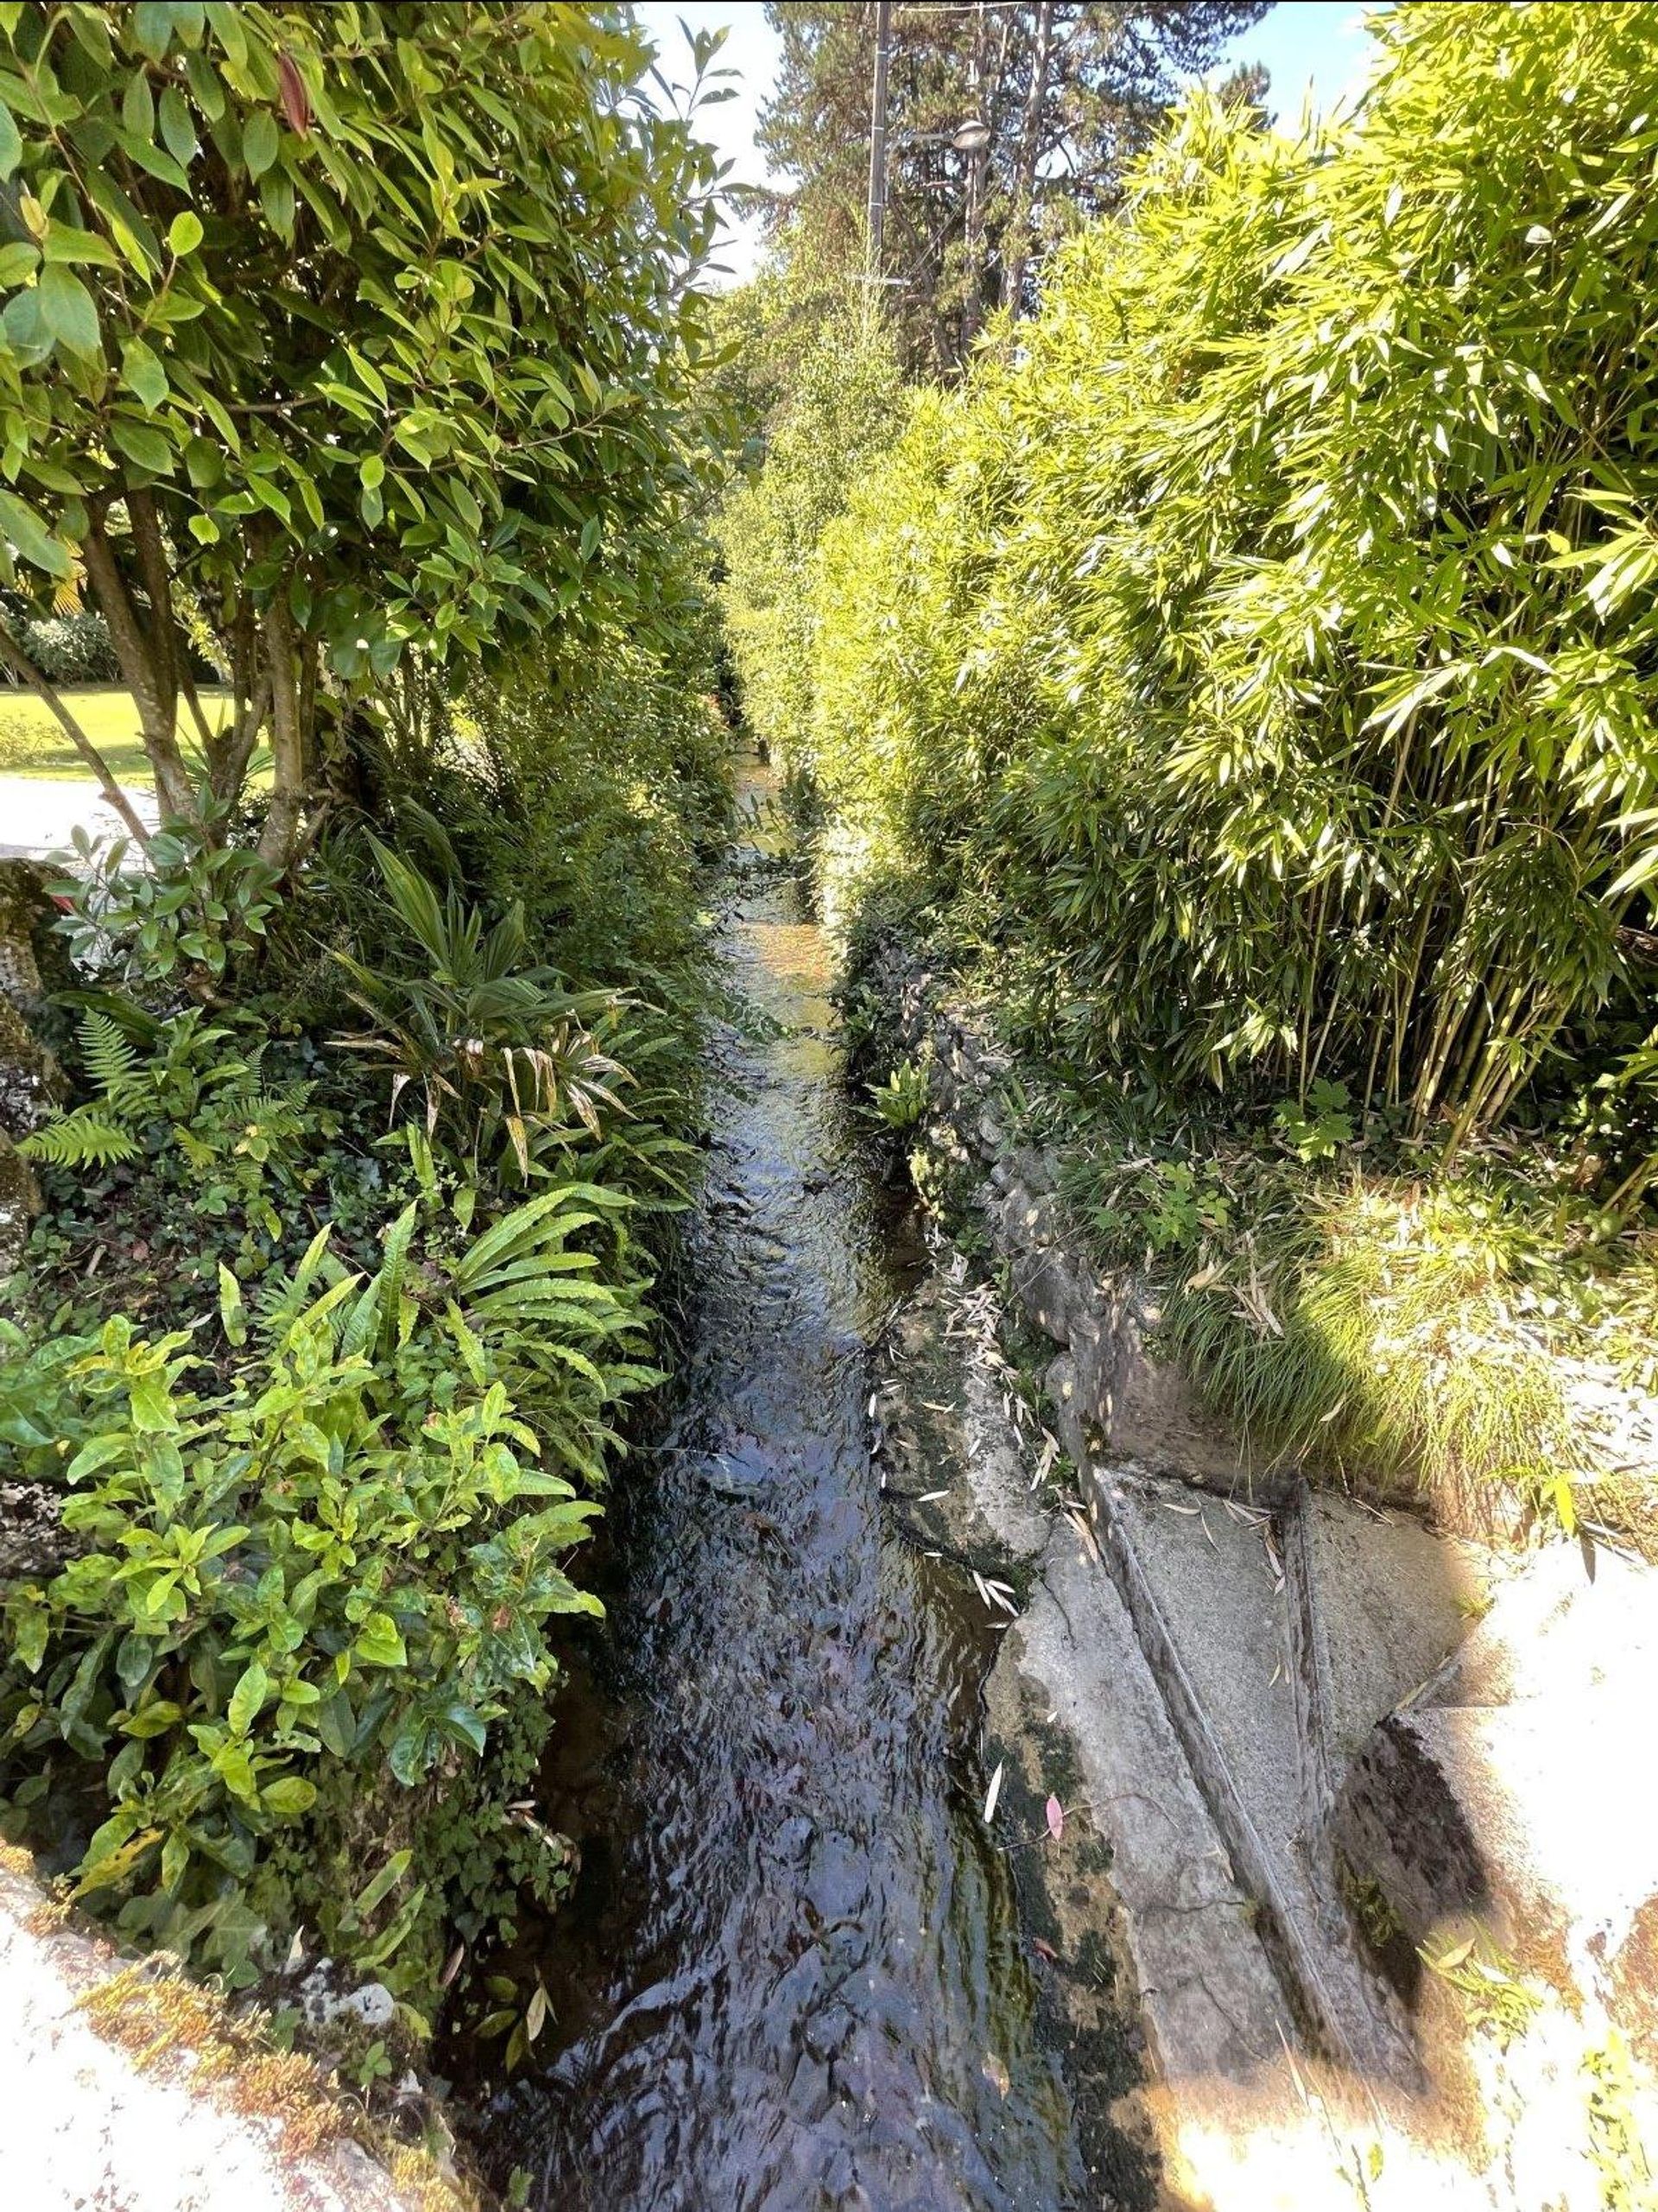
[
  {"left": 19, "top": 1003, "right": 329, "bottom": 1242},
  {"left": 17, "top": 1011, "right": 142, "bottom": 1168}
]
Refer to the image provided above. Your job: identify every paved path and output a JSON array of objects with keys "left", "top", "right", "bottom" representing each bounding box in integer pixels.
[
  {"left": 0, "top": 1860, "right": 427, "bottom": 2212},
  {"left": 0, "top": 774, "right": 157, "bottom": 860}
]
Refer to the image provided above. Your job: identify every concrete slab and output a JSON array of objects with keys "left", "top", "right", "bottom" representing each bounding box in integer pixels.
[
  {"left": 1336, "top": 1687, "right": 1658, "bottom": 2057},
  {"left": 1009, "top": 1524, "right": 1295, "bottom": 2083},
  {"left": 1085, "top": 1465, "right": 1420, "bottom": 2088},
  {"left": 1339, "top": 1540, "right": 1658, "bottom": 2064},
  {"left": 1421, "top": 1540, "right": 1658, "bottom": 1710},
  {"left": 1283, "top": 1483, "right": 1490, "bottom": 1832}
]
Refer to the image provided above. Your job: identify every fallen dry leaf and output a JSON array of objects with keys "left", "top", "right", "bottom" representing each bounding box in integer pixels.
[{"left": 983, "top": 1760, "right": 1004, "bottom": 1824}]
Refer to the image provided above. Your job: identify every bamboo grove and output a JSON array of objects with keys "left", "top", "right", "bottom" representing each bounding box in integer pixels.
[{"left": 731, "top": 3, "right": 1658, "bottom": 1184}]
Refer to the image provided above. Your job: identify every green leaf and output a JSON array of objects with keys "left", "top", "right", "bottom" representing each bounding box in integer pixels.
[
  {"left": 243, "top": 107, "right": 278, "bottom": 179},
  {"left": 121, "top": 337, "right": 168, "bottom": 410},
  {"left": 316, "top": 1688, "right": 356, "bottom": 1758},
  {"left": 158, "top": 86, "right": 198, "bottom": 170},
  {"left": 120, "top": 68, "right": 155, "bottom": 142},
  {"left": 440, "top": 1701, "right": 487, "bottom": 1758},
  {"left": 132, "top": 2, "right": 179, "bottom": 60},
  {"left": 217, "top": 1262, "right": 247, "bottom": 1346},
  {"left": 386, "top": 1717, "right": 432, "bottom": 1785},
  {"left": 36, "top": 261, "right": 100, "bottom": 359},
  {"left": 213, "top": 1740, "right": 259, "bottom": 1802},
  {"left": 228, "top": 1659, "right": 268, "bottom": 1736},
  {"left": 0, "top": 488, "right": 72, "bottom": 578},
  {"left": 161, "top": 1829, "right": 190, "bottom": 1893},
  {"left": 0, "top": 99, "right": 20, "bottom": 180},
  {"left": 10, "top": 1600, "right": 47, "bottom": 1674},
  {"left": 260, "top": 1775, "right": 317, "bottom": 1816},
  {"left": 110, "top": 417, "right": 175, "bottom": 476},
  {"left": 42, "top": 227, "right": 123, "bottom": 269},
  {"left": 168, "top": 208, "right": 204, "bottom": 257},
  {"left": 354, "top": 1612, "right": 407, "bottom": 1668},
  {"left": 353, "top": 1848, "right": 413, "bottom": 1917},
  {"left": 123, "top": 1698, "right": 184, "bottom": 1738}
]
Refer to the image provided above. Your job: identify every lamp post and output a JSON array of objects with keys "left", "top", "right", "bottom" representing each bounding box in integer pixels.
[{"left": 867, "top": 0, "right": 893, "bottom": 274}]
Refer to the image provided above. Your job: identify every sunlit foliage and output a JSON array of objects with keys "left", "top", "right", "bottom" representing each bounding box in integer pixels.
[{"left": 794, "top": 3, "right": 1658, "bottom": 1164}]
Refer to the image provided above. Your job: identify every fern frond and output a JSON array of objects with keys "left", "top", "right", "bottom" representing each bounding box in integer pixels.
[
  {"left": 79, "top": 1009, "right": 141, "bottom": 1100},
  {"left": 17, "top": 1108, "right": 141, "bottom": 1169}
]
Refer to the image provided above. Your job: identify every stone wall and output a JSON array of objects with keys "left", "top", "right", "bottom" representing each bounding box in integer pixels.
[{"left": 869, "top": 935, "right": 1332, "bottom": 1506}]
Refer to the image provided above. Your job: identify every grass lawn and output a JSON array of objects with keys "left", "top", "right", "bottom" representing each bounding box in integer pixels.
[{"left": 0, "top": 686, "right": 270, "bottom": 783}]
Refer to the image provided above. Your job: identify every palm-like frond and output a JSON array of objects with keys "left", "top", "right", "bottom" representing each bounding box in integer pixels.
[
  {"left": 17, "top": 1108, "right": 140, "bottom": 1169},
  {"left": 332, "top": 846, "right": 636, "bottom": 1176}
]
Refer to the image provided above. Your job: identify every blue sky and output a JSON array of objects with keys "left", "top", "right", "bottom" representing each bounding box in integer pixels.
[{"left": 633, "top": 1, "right": 1379, "bottom": 283}]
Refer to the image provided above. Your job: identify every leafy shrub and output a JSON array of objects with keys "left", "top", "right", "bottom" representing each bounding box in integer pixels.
[
  {"left": 22, "top": 1005, "right": 322, "bottom": 1228},
  {"left": 0, "top": 0, "right": 738, "bottom": 2082},
  {"left": 0, "top": 2, "right": 726, "bottom": 863},
  {"left": 14, "top": 612, "right": 118, "bottom": 686},
  {"left": 786, "top": 3, "right": 1658, "bottom": 1164},
  {"left": 332, "top": 840, "right": 630, "bottom": 1182},
  {"left": 0, "top": 1176, "right": 656, "bottom": 2010},
  {"left": 868, "top": 1056, "right": 930, "bottom": 1131},
  {"left": 58, "top": 818, "right": 283, "bottom": 992}
]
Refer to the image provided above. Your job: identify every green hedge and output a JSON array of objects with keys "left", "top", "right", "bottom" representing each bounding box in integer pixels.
[{"left": 782, "top": 2, "right": 1658, "bottom": 1163}]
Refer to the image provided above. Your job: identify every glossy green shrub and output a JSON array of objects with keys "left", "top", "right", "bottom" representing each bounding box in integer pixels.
[
  {"left": 0, "top": 0, "right": 725, "bottom": 864},
  {"left": 0, "top": 1180, "right": 653, "bottom": 2006}
]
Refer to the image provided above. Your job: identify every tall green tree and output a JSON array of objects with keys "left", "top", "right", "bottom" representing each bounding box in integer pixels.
[
  {"left": 756, "top": 0, "right": 1269, "bottom": 373},
  {"left": 0, "top": 1, "right": 725, "bottom": 865}
]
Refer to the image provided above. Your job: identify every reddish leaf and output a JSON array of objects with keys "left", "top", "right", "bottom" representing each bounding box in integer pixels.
[
  {"left": 1031, "top": 1936, "right": 1059, "bottom": 1963},
  {"left": 277, "top": 53, "right": 312, "bottom": 136},
  {"left": 1045, "top": 1794, "right": 1064, "bottom": 1841}
]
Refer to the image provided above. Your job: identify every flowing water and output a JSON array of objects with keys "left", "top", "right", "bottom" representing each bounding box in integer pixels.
[{"left": 476, "top": 776, "right": 1088, "bottom": 2209}]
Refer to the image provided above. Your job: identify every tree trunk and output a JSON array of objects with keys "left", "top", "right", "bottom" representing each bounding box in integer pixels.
[
  {"left": 256, "top": 595, "right": 307, "bottom": 869},
  {"left": 1003, "top": 0, "right": 1054, "bottom": 318},
  {"left": 960, "top": 4, "right": 992, "bottom": 353},
  {"left": 81, "top": 503, "right": 199, "bottom": 829}
]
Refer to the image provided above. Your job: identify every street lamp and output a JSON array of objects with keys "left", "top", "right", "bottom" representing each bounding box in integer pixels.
[{"left": 951, "top": 116, "right": 991, "bottom": 154}]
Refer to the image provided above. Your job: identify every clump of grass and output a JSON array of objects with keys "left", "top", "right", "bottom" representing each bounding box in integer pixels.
[
  {"left": 1420, "top": 1933, "right": 1544, "bottom": 2050},
  {"left": 79, "top": 1959, "right": 350, "bottom": 2159},
  {"left": 1173, "top": 1178, "right": 1579, "bottom": 1530},
  {"left": 78, "top": 1956, "right": 478, "bottom": 2206},
  {"left": 1057, "top": 1093, "right": 1658, "bottom": 1540}
]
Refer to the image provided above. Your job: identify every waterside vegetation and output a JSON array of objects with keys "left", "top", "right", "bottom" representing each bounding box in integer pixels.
[
  {"left": 722, "top": 2, "right": 1658, "bottom": 1538},
  {"left": 0, "top": 0, "right": 737, "bottom": 2126}
]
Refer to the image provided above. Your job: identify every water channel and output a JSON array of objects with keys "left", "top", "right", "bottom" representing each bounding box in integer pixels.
[{"left": 475, "top": 773, "right": 1093, "bottom": 2210}]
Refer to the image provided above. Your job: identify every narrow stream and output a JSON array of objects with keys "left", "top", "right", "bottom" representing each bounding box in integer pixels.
[{"left": 478, "top": 771, "right": 1086, "bottom": 2209}]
